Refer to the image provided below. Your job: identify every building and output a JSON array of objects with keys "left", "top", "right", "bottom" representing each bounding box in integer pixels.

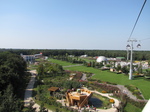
[
  {"left": 80, "top": 55, "right": 88, "bottom": 58},
  {"left": 21, "top": 54, "right": 35, "bottom": 62},
  {"left": 116, "top": 57, "right": 125, "bottom": 62},
  {"left": 96, "top": 56, "right": 107, "bottom": 63},
  {"left": 21, "top": 53, "right": 43, "bottom": 62},
  {"left": 66, "top": 88, "right": 92, "bottom": 108},
  {"left": 34, "top": 53, "right": 43, "bottom": 59}
]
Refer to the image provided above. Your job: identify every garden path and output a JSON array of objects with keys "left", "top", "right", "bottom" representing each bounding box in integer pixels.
[
  {"left": 24, "top": 70, "right": 53, "bottom": 112},
  {"left": 116, "top": 85, "right": 137, "bottom": 100},
  {"left": 81, "top": 73, "right": 87, "bottom": 80}
]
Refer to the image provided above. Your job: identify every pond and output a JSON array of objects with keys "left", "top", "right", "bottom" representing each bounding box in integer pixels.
[{"left": 89, "top": 96, "right": 103, "bottom": 108}]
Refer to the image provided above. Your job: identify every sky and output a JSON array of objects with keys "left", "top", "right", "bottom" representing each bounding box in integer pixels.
[{"left": 0, "top": 0, "right": 150, "bottom": 50}]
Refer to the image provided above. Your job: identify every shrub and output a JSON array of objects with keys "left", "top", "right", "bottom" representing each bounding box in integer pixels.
[{"left": 102, "top": 90, "right": 107, "bottom": 93}]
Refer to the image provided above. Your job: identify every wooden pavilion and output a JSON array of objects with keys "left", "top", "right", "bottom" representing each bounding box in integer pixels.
[{"left": 66, "top": 88, "right": 92, "bottom": 108}]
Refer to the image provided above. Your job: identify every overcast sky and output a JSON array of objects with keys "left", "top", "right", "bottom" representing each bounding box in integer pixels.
[{"left": 0, "top": 0, "right": 150, "bottom": 50}]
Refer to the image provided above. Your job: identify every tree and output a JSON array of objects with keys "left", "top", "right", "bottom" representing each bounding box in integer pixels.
[
  {"left": 0, "top": 52, "right": 27, "bottom": 96},
  {"left": 148, "top": 60, "right": 150, "bottom": 66},
  {"left": 121, "top": 66, "right": 129, "bottom": 74},
  {"left": 144, "top": 69, "right": 150, "bottom": 76},
  {"left": 0, "top": 84, "right": 23, "bottom": 112},
  {"left": 137, "top": 63, "right": 143, "bottom": 74},
  {"left": 37, "top": 64, "right": 44, "bottom": 75},
  {"left": 0, "top": 52, "right": 27, "bottom": 111},
  {"left": 40, "top": 102, "right": 48, "bottom": 112},
  {"left": 116, "top": 64, "right": 121, "bottom": 72}
]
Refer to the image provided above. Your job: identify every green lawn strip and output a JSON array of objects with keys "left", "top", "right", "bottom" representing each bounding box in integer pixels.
[
  {"left": 64, "top": 65, "right": 97, "bottom": 73},
  {"left": 124, "top": 103, "right": 142, "bottom": 112},
  {"left": 48, "top": 58, "right": 78, "bottom": 66},
  {"left": 64, "top": 66, "right": 150, "bottom": 99}
]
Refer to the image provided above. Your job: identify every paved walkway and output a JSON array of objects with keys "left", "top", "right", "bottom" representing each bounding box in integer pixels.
[
  {"left": 116, "top": 85, "right": 137, "bottom": 100},
  {"left": 24, "top": 74, "right": 36, "bottom": 107},
  {"left": 24, "top": 70, "right": 53, "bottom": 112},
  {"left": 81, "top": 73, "right": 87, "bottom": 80}
]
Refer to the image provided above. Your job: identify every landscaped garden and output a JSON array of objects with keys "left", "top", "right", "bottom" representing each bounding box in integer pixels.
[{"left": 26, "top": 57, "right": 149, "bottom": 112}]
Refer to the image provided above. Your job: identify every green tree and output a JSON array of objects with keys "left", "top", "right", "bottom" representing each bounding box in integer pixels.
[
  {"left": 137, "top": 63, "right": 143, "bottom": 74},
  {"left": 37, "top": 64, "right": 44, "bottom": 75},
  {"left": 0, "top": 52, "right": 27, "bottom": 97},
  {"left": 40, "top": 102, "right": 48, "bottom": 112},
  {"left": 0, "top": 84, "right": 23, "bottom": 112},
  {"left": 148, "top": 60, "right": 150, "bottom": 66},
  {"left": 121, "top": 66, "right": 129, "bottom": 74},
  {"left": 116, "top": 64, "right": 121, "bottom": 72}
]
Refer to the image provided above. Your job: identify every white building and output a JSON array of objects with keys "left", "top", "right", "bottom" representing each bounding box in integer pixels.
[{"left": 96, "top": 56, "right": 107, "bottom": 63}]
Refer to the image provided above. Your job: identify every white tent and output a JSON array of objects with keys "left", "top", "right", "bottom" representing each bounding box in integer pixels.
[
  {"left": 142, "top": 99, "right": 150, "bottom": 112},
  {"left": 96, "top": 56, "right": 107, "bottom": 63}
]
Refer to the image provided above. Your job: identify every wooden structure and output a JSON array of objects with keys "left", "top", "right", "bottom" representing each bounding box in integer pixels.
[
  {"left": 48, "top": 87, "right": 59, "bottom": 95},
  {"left": 48, "top": 87, "right": 59, "bottom": 92},
  {"left": 66, "top": 89, "right": 92, "bottom": 108}
]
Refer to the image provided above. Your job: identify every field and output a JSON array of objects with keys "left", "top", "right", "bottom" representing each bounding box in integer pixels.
[{"left": 49, "top": 58, "right": 150, "bottom": 100}]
